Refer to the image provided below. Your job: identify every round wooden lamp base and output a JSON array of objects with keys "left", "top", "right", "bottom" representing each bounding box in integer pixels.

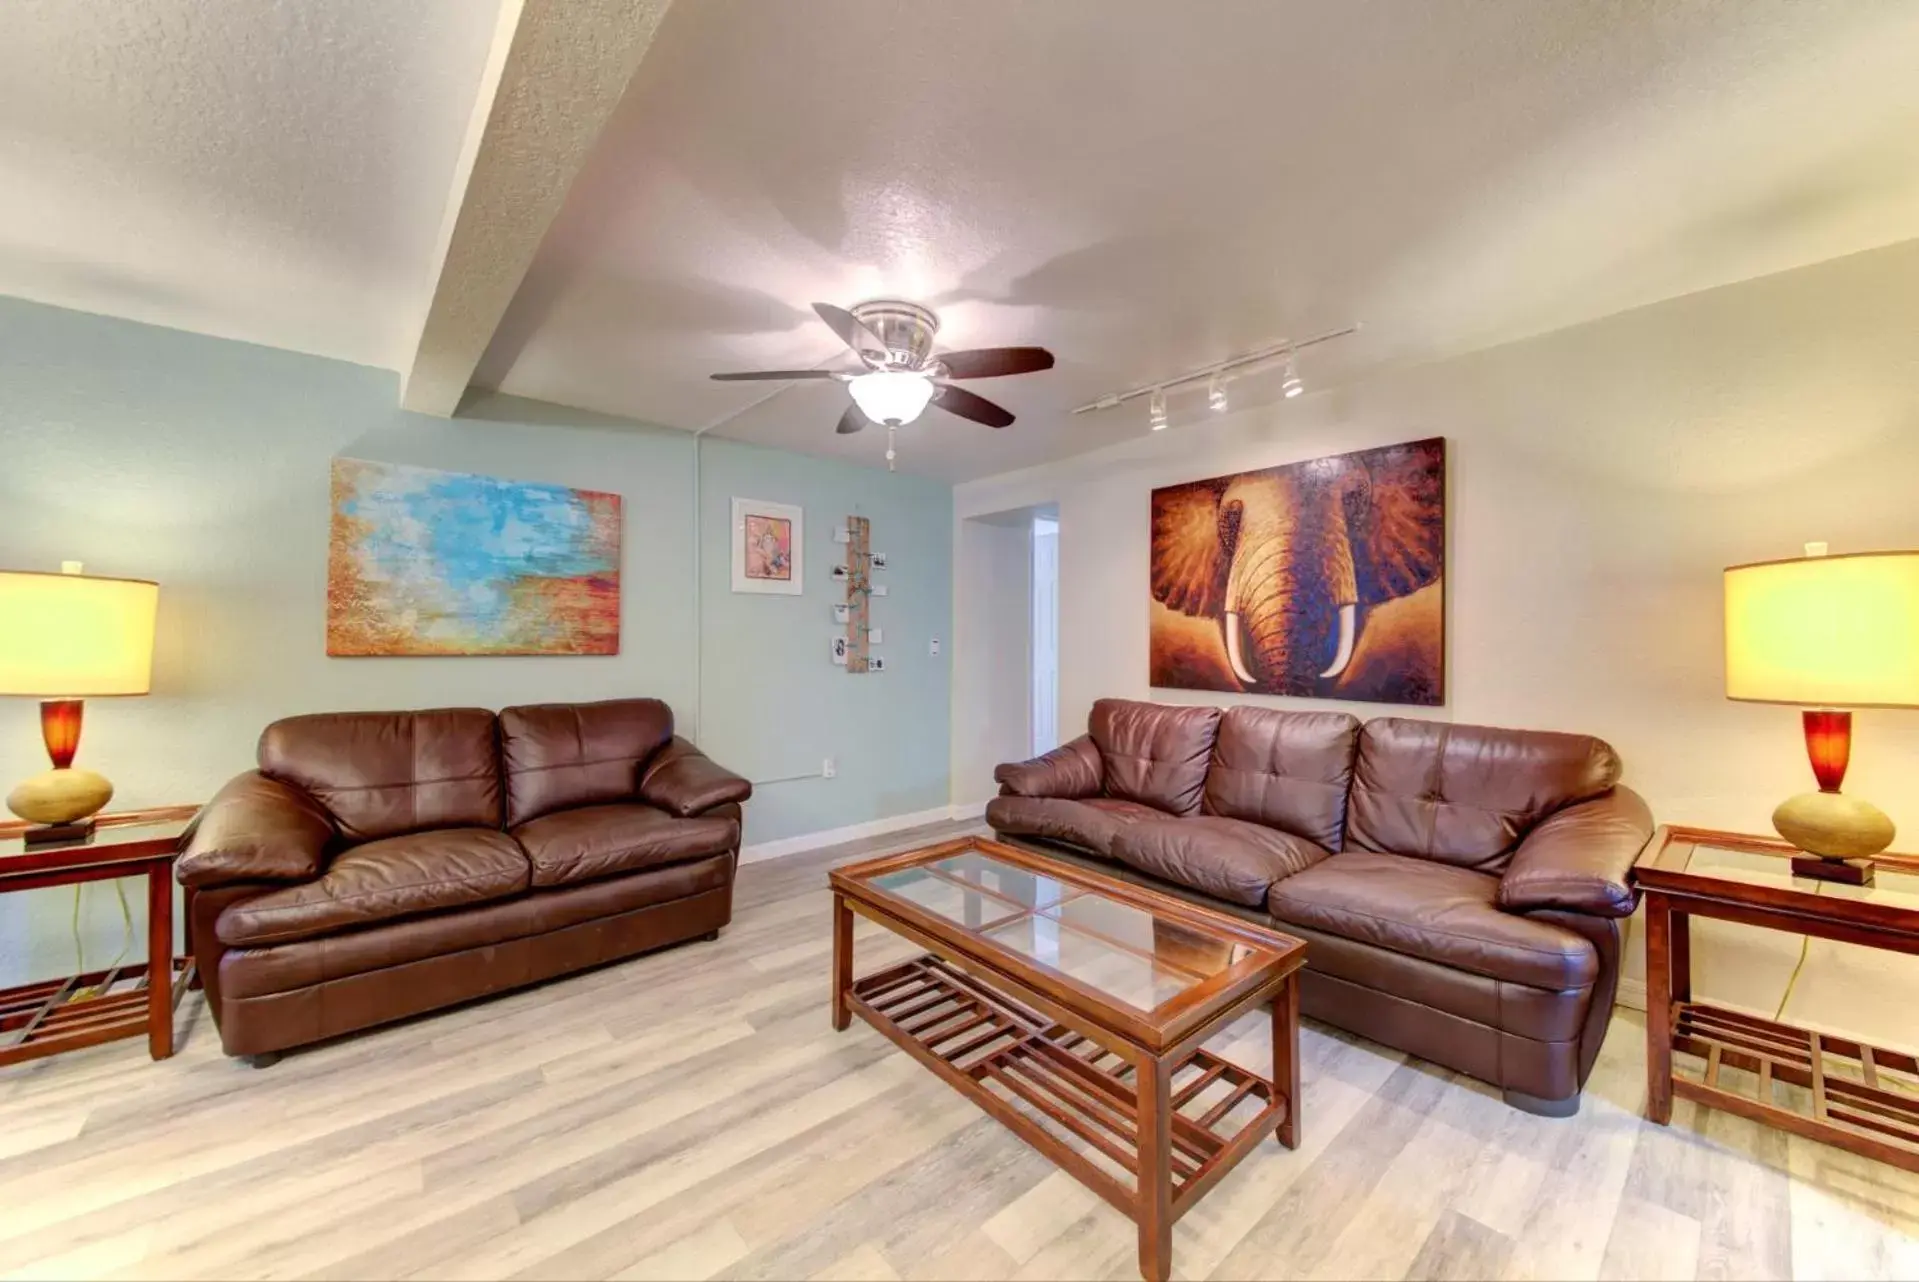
[{"left": 6, "top": 767, "right": 114, "bottom": 827}]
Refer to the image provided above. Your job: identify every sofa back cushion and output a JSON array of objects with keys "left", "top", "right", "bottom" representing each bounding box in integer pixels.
[
  {"left": 1089, "top": 699, "right": 1221, "bottom": 817},
  {"left": 500, "top": 699, "right": 675, "bottom": 827},
  {"left": 258, "top": 708, "right": 501, "bottom": 843},
  {"left": 1202, "top": 707, "right": 1361, "bottom": 849},
  {"left": 1346, "top": 718, "right": 1621, "bottom": 872}
]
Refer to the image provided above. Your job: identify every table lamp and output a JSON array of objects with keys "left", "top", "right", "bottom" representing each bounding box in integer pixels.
[
  {"left": 1725, "top": 544, "right": 1919, "bottom": 886},
  {"left": 0, "top": 563, "right": 158, "bottom": 845}
]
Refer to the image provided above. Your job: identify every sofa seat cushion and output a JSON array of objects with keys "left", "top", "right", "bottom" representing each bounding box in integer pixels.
[
  {"left": 1112, "top": 818, "right": 1330, "bottom": 908},
  {"left": 985, "top": 796, "right": 1165, "bottom": 858},
  {"left": 218, "top": 828, "right": 530, "bottom": 947},
  {"left": 512, "top": 803, "right": 739, "bottom": 888},
  {"left": 1265, "top": 851, "right": 1597, "bottom": 991}
]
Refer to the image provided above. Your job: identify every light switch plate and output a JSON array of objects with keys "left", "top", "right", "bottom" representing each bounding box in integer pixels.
[{"left": 929, "top": 637, "right": 941, "bottom": 656}]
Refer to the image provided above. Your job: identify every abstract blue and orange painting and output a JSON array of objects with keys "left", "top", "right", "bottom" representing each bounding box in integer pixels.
[{"left": 327, "top": 459, "right": 621, "bottom": 656}]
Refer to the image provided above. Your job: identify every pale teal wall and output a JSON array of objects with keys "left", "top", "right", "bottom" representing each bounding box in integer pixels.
[
  {"left": 0, "top": 297, "right": 952, "bottom": 986},
  {"left": 697, "top": 438, "right": 953, "bottom": 843}
]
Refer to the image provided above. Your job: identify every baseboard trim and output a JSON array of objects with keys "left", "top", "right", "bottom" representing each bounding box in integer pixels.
[
  {"left": 739, "top": 804, "right": 983, "bottom": 865},
  {"left": 1615, "top": 978, "right": 1647, "bottom": 1013}
]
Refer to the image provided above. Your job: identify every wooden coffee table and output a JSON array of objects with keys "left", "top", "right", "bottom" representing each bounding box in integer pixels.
[{"left": 830, "top": 836, "right": 1306, "bottom": 1282}]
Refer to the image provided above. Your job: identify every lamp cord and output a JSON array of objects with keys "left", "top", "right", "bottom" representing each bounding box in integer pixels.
[
  {"left": 70, "top": 881, "right": 134, "bottom": 1000},
  {"left": 1772, "top": 934, "right": 1810, "bottom": 1022}
]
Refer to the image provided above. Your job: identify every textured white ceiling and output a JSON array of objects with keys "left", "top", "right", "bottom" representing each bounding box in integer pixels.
[
  {"left": 0, "top": 0, "right": 498, "bottom": 369},
  {"left": 479, "top": 0, "right": 1919, "bottom": 480},
  {"left": 8, "top": 2, "right": 1919, "bottom": 480}
]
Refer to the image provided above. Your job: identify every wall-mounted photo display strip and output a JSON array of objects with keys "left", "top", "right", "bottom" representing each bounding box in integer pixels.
[{"left": 844, "top": 515, "right": 871, "bottom": 673}]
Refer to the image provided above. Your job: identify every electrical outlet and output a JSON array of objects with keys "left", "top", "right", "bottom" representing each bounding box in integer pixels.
[
  {"left": 822, "top": 757, "right": 837, "bottom": 779},
  {"left": 929, "top": 637, "right": 941, "bottom": 656}
]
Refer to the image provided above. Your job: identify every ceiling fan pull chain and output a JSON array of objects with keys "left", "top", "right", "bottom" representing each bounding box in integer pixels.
[{"left": 886, "top": 424, "right": 897, "bottom": 471}]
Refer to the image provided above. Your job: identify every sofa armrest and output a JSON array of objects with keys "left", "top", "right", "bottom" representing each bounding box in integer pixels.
[
  {"left": 639, "top": 737, "right": 753, "bottom": 817},
  {"left": 1498, "top": 786, "right": 1654, "bottom": 918},
  {"left": 176, "top": 772, "right": 335, "bottom": 889},
  {"left": 994, "top": 734, "right": 1103, "bottom": 799}
]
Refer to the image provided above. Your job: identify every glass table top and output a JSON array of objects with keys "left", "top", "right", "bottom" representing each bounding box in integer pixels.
[
  {"left": 862, "top": 844, "right": 1277, "bottom": 1015},
  {"left": 1672, "top": 841, "right": 1919, "bottom": 912},
  {"left": 0, "top": 810, "right": 196, "bottom": 862}
]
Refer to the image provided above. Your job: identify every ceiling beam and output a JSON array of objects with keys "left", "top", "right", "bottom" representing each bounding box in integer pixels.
[{"left": 400, "top": 0, "right": 672, "bottom": 416}]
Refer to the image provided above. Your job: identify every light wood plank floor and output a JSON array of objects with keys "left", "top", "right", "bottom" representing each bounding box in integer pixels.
[{"left": 2, "top": 819, "right": 1916, "bottom": 1281}]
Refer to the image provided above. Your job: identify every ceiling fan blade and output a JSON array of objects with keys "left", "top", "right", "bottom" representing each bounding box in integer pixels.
[
  {"left": 836, "top": 405, "right": 869, "bottom": 435},
  {"left": 813, "top": 302, "right": 889, "bottom": 360},
  {"left": 932, "top": 383, "right": 1015, "bottom": 429},
  {"left": 709, "top": 369, "right": 843, "bottom": 381},
  {"left": 937, "top": 347, "right": 1056, "bottom": 379}
]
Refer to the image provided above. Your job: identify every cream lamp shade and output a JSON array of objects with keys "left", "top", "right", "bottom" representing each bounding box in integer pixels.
[
  {"left": 0, "top": 569, "right": 159, "bottom": 696},
  {"left": 1725, "top": 551, "right": 1919, "bottom": 708}
]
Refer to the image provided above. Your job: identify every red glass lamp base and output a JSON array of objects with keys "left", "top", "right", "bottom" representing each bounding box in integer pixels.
[
  {"left": 1771, "top": 708, "right": 1895, "bottom": 872},
  {"left": 40, "top": 699, "right": 84, "bottom": 769},
  {"left": 1801, "top": 709, "right": 1851, "bottom": 792}
]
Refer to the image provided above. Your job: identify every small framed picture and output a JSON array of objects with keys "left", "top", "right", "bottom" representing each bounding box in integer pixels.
[
  {"left": 871, "top": 552, "right": 888, "bottom": 569},
  {"left": 831, "top": 636, "right": 848, "bottom": 666},
  {"left": 869, "top": 655, "right": 887, "bottom": 672},
  {"left": 830, "top": 565, "right": 849, "bottom": 583},
  {"left": 732, "top": 498, "right": 803, "bottom": 596},
  {"left": 833, "top": 603, "right": 851, "bottom": 623}
]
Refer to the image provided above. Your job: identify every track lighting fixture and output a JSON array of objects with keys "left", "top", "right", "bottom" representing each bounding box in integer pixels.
[
  {"left": 1069, "top": 322, "right": 1358, "bottom": 419},
  {"left": 1148, "top": 388, "right": 1168, "bottom": 431}
]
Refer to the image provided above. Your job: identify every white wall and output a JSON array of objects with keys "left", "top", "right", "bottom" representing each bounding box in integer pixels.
[
  {"left": 956, "top": 239, "right": 1919, "bottom": 841},
  {"left": 951, "top": 513, "right": 1034, "bottom": 809},
  {"left": 954, "top": 240, "right": 1919, "bottom": 1046}
]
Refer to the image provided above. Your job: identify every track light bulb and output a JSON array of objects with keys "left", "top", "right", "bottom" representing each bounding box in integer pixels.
[
  {"left": 1207, "top": 374, "right": 1227, "bottom": 413},
  {"left": 1148, "top": 388, "right": 1168, "bottom": 431},
  {"left": 1281, "top": 347, "right": 1303, "bottom": 399}
]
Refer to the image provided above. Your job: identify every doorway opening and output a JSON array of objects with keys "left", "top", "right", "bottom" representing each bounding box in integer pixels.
[{"left": 1031, "top": 511, "right": 1059, "bottom": 756}]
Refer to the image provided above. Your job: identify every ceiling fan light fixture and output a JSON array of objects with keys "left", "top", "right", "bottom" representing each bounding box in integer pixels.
[{"left": 848, "top": 371, "right": 936, "bottom": 426}]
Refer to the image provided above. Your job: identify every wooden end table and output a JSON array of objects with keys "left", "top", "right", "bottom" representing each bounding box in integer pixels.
[
  {"left": 1632, "top": 824, "right": 1919, "bottom": 1172},
  {"left": 0, "top": 806, "right": 200, "bottom": 1066},
  {"left": 831, "top": 836, "right": 1306, "bottom": 1282}
]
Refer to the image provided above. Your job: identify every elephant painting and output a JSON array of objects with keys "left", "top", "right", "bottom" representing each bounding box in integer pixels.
[{"left": 1148, "top": 437, "right": 1445, "bottom": 705}]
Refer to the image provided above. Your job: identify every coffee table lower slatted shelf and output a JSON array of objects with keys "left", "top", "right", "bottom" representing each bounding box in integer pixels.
[
  {"left": 1672, "top": 1000, "right": 1919, "bottom": 1170},
  {"left": 850, "top": 956, "right": 1286, "bottom": 1218}
]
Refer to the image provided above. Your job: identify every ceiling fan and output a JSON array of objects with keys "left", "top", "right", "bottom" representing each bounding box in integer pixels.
[{"left": 710, "top": 300, "right": 1055, "bottom": 468}]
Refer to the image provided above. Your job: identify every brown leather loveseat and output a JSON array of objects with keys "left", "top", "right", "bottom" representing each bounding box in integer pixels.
[
  {"left": 987, "top": 699, "right": 1652, "bottom": 1115},
  {"left": 177, "top": 698, "right": 750, "bottom": 1063}
]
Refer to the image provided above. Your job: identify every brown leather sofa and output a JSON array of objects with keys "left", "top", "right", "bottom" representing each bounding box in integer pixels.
[
  {"left": 177, "top": 698, "right": 750, "bottom": 1063},
  {"left": 986, "top": 699, "right": 1652, "bottom": 1115}
]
